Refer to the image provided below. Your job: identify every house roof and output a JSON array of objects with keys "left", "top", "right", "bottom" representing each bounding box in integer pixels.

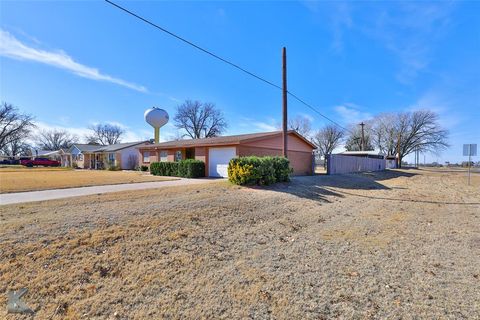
[
  {"left": 140, "top": 131, "right": 316, "bottom": 149},
  {"left": 95, "top": 141, "right": 148, "bottom": 152},
  {"left": 30, "top": 149, "right": 55, "bottom": 156},
  {"left": 71, "top": 141, "right": 147, "bottom": 153},
  {"left": 71, "top": 144, "right": 103, "bottom": 153}
]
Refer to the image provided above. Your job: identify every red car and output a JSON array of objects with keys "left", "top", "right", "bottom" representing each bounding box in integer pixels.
[{"left": 20, "top": 158, "right": 61, "bottom": 167}]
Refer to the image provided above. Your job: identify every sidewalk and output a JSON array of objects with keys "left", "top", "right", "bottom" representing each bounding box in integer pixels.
[{"left": 0, "top": 178, "right": 218, "bottom": 205}]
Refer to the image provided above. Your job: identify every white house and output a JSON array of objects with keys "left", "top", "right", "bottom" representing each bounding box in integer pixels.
[{"left": 67, "top": 141, "right": 149, "bottom": 169}]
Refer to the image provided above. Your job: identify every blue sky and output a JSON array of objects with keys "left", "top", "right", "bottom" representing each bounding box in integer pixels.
[{"left": 0, "top": 1, "right": 479, "bottom": 163}]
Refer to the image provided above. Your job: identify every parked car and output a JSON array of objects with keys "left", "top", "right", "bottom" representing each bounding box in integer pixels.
[
  {"left": 20, "top": 158, "right": 60, "bottom": 167},
  {"left": 0, "top": 158, "right": 20, "bottom": 165}
]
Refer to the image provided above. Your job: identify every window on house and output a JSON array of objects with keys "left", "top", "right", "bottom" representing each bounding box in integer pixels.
[
  {"left": 108, "top": 153, "right": 115, "bottom": 164},
  {"left": 143, "top": 151, "right": 150, "bottom": 163},
  {"left": 79, "top": 154, "right": 84, "bottom": 161},
  {"left": 160, "top": 150, "right": 168, "bottom": 162},
  {"left": 175, "top": 150, "right": 182, "bottom": 162}
]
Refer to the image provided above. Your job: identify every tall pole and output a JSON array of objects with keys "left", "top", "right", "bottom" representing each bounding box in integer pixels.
[
  {"left": 468, "top": 145, "right": 471, "bottom": 186},
  {"left": 414, "top": 148, "right": 416, "bottom": 167},
  {"left": 282, "top": 47, "right": 288, "bottom": 158},
  {"left": 396, "top": 132, "right": 401, "bottom": 168},
  {"left": 415, "top": 148, "right": 418, "bottom": 167},
  {"left": 359, "top": 122, "right": 365, "bottom": 151}
]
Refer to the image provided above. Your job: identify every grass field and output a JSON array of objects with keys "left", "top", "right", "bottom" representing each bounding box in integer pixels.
[
  {"left": 0, "top": 166, "right": 72, "bottom": 172},
  {"left": 0, "top": 168, "right": 176, "bottom": 193},
  {"left": 0, "top": 168, "right": 478, "bottom": 319}
]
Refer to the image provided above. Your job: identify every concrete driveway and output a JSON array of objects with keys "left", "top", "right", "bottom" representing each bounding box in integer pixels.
[{"left": 0, "top": 178, "right": 219, "bottom": 205}]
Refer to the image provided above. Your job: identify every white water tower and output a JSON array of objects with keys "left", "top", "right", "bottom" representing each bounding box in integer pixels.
[{"left": 144, "top": 107, "right": 169, "bottom": 143}]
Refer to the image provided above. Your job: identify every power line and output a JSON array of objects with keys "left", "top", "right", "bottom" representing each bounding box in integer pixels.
[
  {"left": 105, "top": 0, "right": 353, "bottom": 134},
  {"left": 105, "top": 0, "right": 281, "bottom": 90},
  {"left": 286, "top": 91, "right": 352, "bottom": 133}
]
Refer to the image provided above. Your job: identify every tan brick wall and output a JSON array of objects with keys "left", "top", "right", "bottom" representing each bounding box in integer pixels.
[
  {"left": 242, "top": 133, "right": 313, "bottom": 152},
  {"left": 238, "top": 145, "right": 313, "bottom": 175},
  {"left": 167, "top": 149, "right": 176, "bottom": 162},
  {"left": 138, "top": 149, "right": 158, "bottom": 167},
  {"left": 83, "top": 154, "right": 91, "bottom": 169},
  {"left": 194, "top": 147, "right": 206, "bottom": 162}
]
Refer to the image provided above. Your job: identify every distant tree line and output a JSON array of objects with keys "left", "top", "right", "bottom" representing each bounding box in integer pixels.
[
  {"left": 0, "top": 102, "right": 129, "bottom": 157},
  {"left": 300, "top": 110, "right": 449, "bottom": 168}
]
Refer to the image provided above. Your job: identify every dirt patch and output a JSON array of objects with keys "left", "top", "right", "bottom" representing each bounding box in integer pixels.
[
  {"left": 0, "top": 169, "right": 176, "bottom": 193},
  {"left": 0, "top": 169, "right": 479, "bottom": 319}
]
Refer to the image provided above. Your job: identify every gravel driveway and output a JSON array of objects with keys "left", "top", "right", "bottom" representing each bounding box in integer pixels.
[{"left": 0, "top": 168, "right": 479, "bottom": 319}]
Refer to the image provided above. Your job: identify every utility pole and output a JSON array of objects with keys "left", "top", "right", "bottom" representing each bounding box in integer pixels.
[
  {"left": 415, "top": 147, "right": 418, "bottom": 167},
  {"left": 468, "top": 146, "right": 471, "bottom": 186},
  {"left": 359, "top": 122, "right": 366, "bottom": 151},
  {"left": 282, "top": 47, "right": 288, "bottom": 158},
  {"left": 396, "top": 132, "right": 402, "bottom": 168},
  {"left": 414, "top": 148, "right": 416, "bottom": 167}
]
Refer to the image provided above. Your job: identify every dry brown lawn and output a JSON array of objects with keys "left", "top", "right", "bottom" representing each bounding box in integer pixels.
[
  {"left": 0, "top": 168, "right": 479, "bottom": 319},
  {"left": 0, "top": 168, "right": 176, "bottom": 193}
]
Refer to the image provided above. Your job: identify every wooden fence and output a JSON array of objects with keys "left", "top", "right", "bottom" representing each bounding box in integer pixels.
[{"left": 326, "top": 154, "right": 386, "bottom": 175}]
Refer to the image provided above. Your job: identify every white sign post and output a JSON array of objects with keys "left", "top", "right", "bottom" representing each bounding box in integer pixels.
[{"left": 463, "top": 144, "right": 477, "bottom": 186}]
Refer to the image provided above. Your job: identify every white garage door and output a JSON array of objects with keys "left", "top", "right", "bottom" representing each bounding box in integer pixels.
[{"left": 209, "top": 147, "right": 236, "bottom": 178}]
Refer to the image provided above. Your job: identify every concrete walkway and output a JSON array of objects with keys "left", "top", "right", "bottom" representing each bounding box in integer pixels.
[{"left": 0, "top": 178, "right": 219, "bottom": 205}]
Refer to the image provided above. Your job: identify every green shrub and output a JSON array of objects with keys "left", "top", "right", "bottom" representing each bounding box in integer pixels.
[
  {"left": 150, "top": 160, "right": 205, "bottom": 178},
  {"left": 140, "top": 165, "right": 149, "bottom": 172},
  {"left": 271, "top": 157, "right": 291, "bottom": 182},
  {"left": 177, "top": 159, "right": 205, "bottom": 178},
  {"left": 150, "top": 162, "right": 178, "bottom": 176},
  {"left": 228, "top": 156, "right": 292, "bottom": 185}
]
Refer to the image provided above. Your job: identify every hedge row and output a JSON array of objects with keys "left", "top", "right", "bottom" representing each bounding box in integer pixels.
[
  {"left": 150, "top": 159, "right": 205, "bottom": 178},
  {"left": 228, "top": 156, "right": 292, "bottom": 185}
]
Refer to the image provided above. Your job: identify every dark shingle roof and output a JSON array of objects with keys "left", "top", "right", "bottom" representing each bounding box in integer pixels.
[
  {"left": 71, "top": 144, "right": 103, "bottom": 152},
  {"left": 96, "top": 141, "right": 147, "bottom": 152},
  {"left": 142, "top": 131, "right": 316, "bottom": 149},
  {"left": 71, "top": 141, "right": 147, "bottom": 153}
]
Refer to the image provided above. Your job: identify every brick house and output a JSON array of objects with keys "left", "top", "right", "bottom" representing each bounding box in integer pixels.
[{"left": 138, "top": 131, "right": 316, "bottom": 177}]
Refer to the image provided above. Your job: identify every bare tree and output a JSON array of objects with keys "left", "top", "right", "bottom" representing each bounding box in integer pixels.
[
  {"left": 0, "top": 102, "right": 35, "bottom": 151},
  {"left": 168, "top": 131, "right": 185, "bottom": 141},
  {"left": 86, "top": 123, "right": 125, "bottom": 145},
  {"left": 174, "top": 100, "right": 227, "bottom": 139},
  {"left": 395, "top": 110, "right": 449, "bottom": 167},
  {"left": 370, "top": 113, "right": 398, "bottom": 156},
  {"left": 1, "top": 133, "right": 32, "bottom": 156},
  {"left": 34, "top": 129, "right": 78, "bottom": 150},
  {"left": 367, "top": 110, "right": 449, "bottom": 167},
  {"left": 313, "top": 125, "right": 344, "bottom": 168},
  {"left": 344, "top": 122, "right": 374, "bottom": 151},
  {"left": 288, "top": 115, "right": 312, "bottom": 138}
]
